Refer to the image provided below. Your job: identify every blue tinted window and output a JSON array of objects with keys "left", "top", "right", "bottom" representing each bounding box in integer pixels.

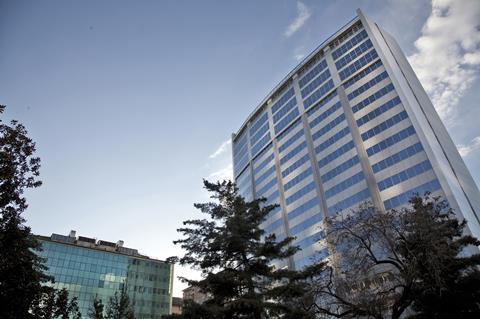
[
  {"left": 278, "top": 129, "right": 304, "bottom": 153},
  {"left": 321, "top": 156, "right": 360, "bottom": 183},
  {"left": 335, "top": 39, "right": 373, "bottom": 70},
  {"left": 328, "top": 188, "right": 370, "bottom": 216},
  {"left": 255, "top": 166, "right": 276, "bottom": 185},
  {"left": 264, "top": 218, "right": 283, "bottom": 233},
  {"left": 384, "top": 179, "right": 441, "bottom": 210},
  {"left": 252, "top": 142, "right": 273, "bottom": 164},
  {"left": 286, "top": 181, "right": 316, "bottom": 205},
  {"left": 294, "top": 231, "right": 325, "bottom": 249},
  {"left": 309, "top": 101, "right": 342, "bottom": 129},
  {"left": 253, "top": 153, "right": 274, "bottom": 176},
  {"left": 356, "top": 96, "right": 401, "bottom": 127},
  {"left": 306, "top": 91, "right": 338, "bottom": 116},
  {"left": 347, "top": 71, "right": 389, "bottom": 100},
  {"left": 277, "top": 118, "right": 302, "bottom": 142},
  {"left": 315, "top": 127, "right": 350, "bottom": 154},
  {"left": 339, "top": 49, "right": 379, "bottom": 81},
  {"left": 272, "top": 87, "right": 295, "bottom": 114},
  {"left": 280, "top": 141, "right": 307, "bottom": 165},
  {"left": 343, "top": 59, "right": 383, "bottom": 88},
  {"left": 251, "top": 132, "right": 271, "bottom": 156},
  {"left": 295, "top": 248, "right": 328, "bottom": 269},
  {"left": 284, "top": 167, "right": 313, "bottom": 191},
  {"left": 288, "top": 197, "right": 320, "bottom": 220},
  {"left": 365, "top": 126, "right": 416, "bottom": 157},
  {"left": 324, "top": 171, "right": 364, "bottom": 199},
  {"left": 332, "top": 29, "right": 368, "bottom": 60},
  {"left": 299, "top": 59, "right": 328, "bottom": 88},
  {"left": 352, "top": 83, "right": 395, "bottom": 113},
  {"left": 378, "top": 160, "right": 432, "bottom": 191},
  {"left": 275, "top": 108, "right": 300, "bottom": 134},
  {"left": 361, "top": 111, "right": 409, "bottom": 141},
  {"left": 250, "top": 122, "right": 269, "bottom": 145},
  {"left": 318, "top": 140, "right": 355, "bottom": 167},
  {"left": 303, "top": 79, "right": 335, "bottom": 109},
  {"left": 372, "top": 142, "right": 423, "bottom": 173},
  {"left": 290, "top": 214, "right": 322, "bottom": 235},
  {"left": 282, "top": 154, "right": 310, "bottom": 178},
  {"left": 273, "top": 98, "right": 297, "bottom": 123},
  {"left": 256, "top": 178, "right": 278, "bottom": 198},
  {"left": 265, "top": 190, "right": 280, "bottom": 206},
  {"left": 311, "top": 114, "right": 346, "bottom": 141},
  {"left": 301, "top": 69, "right": 331, "bottom": 98},
  {"left": 250, "top": 112, "right": 268, "bottom": 136}
]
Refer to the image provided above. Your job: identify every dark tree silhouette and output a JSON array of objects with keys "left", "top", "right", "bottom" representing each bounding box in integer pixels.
[
  {"left": 89, "top": 297, "right": 105, "bottom": 319},
  {"left": 105, "top": 290, "right": 135, "bottom": 319},
  {"left": 164, "top": 180, "right": 324, "bottom": 319}
]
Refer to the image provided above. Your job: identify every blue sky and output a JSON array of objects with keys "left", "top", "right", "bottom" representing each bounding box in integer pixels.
[{"left": 1, "top": 0, "right": 479, "bottom": 296}]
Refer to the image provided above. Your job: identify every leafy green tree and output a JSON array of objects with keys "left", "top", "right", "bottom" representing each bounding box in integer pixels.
[
  {"left": 165, "top": 180, "right": 324, "bottom": 319},
  {"left": 0, "top": 105, "right": 46, "bottom": 318},
  {"left": 105, "top": 290, "right": 135, "bottom": 319},
  {"left": 89, "top": 297, "right": 105, "bottom": 319},
  {"left": 54, "top": 288, "right": 82, "bottom": 319},
  {"left": 308, "top": 194, "right": 480, "bottom": 319}
]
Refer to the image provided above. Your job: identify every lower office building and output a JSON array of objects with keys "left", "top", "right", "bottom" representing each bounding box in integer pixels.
[
  {"left": 232, "top": 9, "right": 480, "bottom": 270},
  {"left": 36, "top": 231, "right": 173, "bottom": 319}
]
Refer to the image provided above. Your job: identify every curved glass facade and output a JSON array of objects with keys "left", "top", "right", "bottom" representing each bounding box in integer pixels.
[{"left": 232, "top": 10, "right": 480, "bottom": 269}]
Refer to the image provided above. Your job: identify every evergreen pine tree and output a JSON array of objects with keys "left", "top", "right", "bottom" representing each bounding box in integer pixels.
[
  {"left": 165, "top": 180, "right": 324, "bottom": 319},
  {"left": 105, "top": 290, "right": 135, "bottom": 319},
  {"left": 89, "top": 297, "right": 105, "bottom": 319}
]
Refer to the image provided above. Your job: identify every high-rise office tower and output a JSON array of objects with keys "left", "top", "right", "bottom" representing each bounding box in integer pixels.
[
  {"left": 36, "top": 231, "right": 173, "bottom": 319},
  {"left": 232, "top": 9, "right": 480, "bottom": 270}
]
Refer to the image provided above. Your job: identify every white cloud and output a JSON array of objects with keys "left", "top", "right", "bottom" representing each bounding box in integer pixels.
[
  {"left": 294, "top": 53, "right": 305, "bottom": 61},
  {"left": 408, "top": 0, "right": 480, "bottom": 124},
  {"left": 457, "top": 136, "right": 480, "bottom": 157},
  {"left": 209, "top": 139, "right": 231, "bottom": 159},
  {"left": 284, "top": 1, "right": 311, "bottom": 38},
  {"left": 208, "top": 163, "right": 233, "bottom": 181}
]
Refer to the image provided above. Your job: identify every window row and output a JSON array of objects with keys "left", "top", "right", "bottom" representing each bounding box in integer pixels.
[
  {"left": 321, "top": 155, "right": 360, "bottom": 183},
  {"left": 250, "top": 122, "right": 269, "bottom": 146},
  {"left": 284, "top": 167, "right": 313, "bottom": 191},
  {"left": 286, "top": 181, "right": 316, "bottom": 205},
  {"left": 253, "top": 154, "right": 274, "bottom": 176},
  {"left": 366, "top": 126, "right": 416, "bottom": 157},
  {"left": 339, "top": 49, "right": 379, "bottom": 81},
  {"left": 372, "top": 142, "right": 423, "bottom": 173},
  {"left": 288, "top": 197, "right": 320, "bottom": 220},
  {"left": 256, "top": 177, "right": 278, "bottom": 198},
  {"left": 361, "top": 111, "right": 408, "bottom": 141},
  {"left": 328, "top": 188, "right": 370, "bottom": 216},
  {"left": 264, "top": 218, "right": 284, "bottom": 234},
  {"left": 301, "top": 69, "right": 331, "bottom": 98},
  {"left": 347, "top": 70, "right": 389, "bottom": 100},
  {"left": 378, "top": 160, "right": 432, "bottom": 191},
  {"left": 290, "top": 213, "right": 322, "bottom": 236},
  {"left": 332, "top": 29, "right": 368, "bottom": 60},
  {"left": 318, "top": 140, "right": 355, "bottom": 167},
  {"left": 299, "top": 59, "right": 328, "bottom": 88},
  {"left": 343, "top": 59, "right": 383, "bottom": 89},
  {"left": 251, "top": 132, "right": 271, "bottom": 156},
  {"left": 325, "top": 171, "right": 365, "bottom": 199},
  {"left": 255, "top": 165, "right": 276, "bottom": 186},
  {"left": 295, "top": 247, "right": 328, "bottom": 269},
  {"left": 356, "top": 96, "right": 401, "bottom": 127},
  {"left": 294, "top": 230, "right": 325, "bottom": 250},
  {"left": 309, "top": 101, "right": 342, "bottom": 130},
  {"left": 303, "top": 79, "right": 335, "bottom": 109},
  {"left": 335, "top": 39, "right": 373, "bottom": 70},
  {"left": 278, "top": 129, "right": 304, "bottom": 153},
  {"left": 306, "top": 91, "right": 338, "bottom": 117},
  {"left": 273, "top": 98, "right": 297, "bottom": 124},
  {"left": 277, "top": 118, "right": 302, "bottom": 141},
  {"left": 252, "top": 142, "right": 273, "bottom": 165},
  {"left": 272, "top": 87, "right": 295, "bottom": 114},
  {"left": 280, "top": 141, "right": 307, "bottom": 165},
  {"left": 275, "top": 108, "right": 300, "bottom": 134},
  {"left": 352, "top": 83, "right": 395, "bottom": 113},
  {"left": 282, "top": 154, "right": 310, "bottom": 178},
  {"left": 250, "top": 112, "right": 268, "bottom": 137},
  {"left": 311, "top": 113, "right": 346, "bottom": 141},
  {"left": 384, "top": 179, "right": 441, "bottom": 210},
  {"left": 315, "top": 127, "right": 350, "bottom": 155}
]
